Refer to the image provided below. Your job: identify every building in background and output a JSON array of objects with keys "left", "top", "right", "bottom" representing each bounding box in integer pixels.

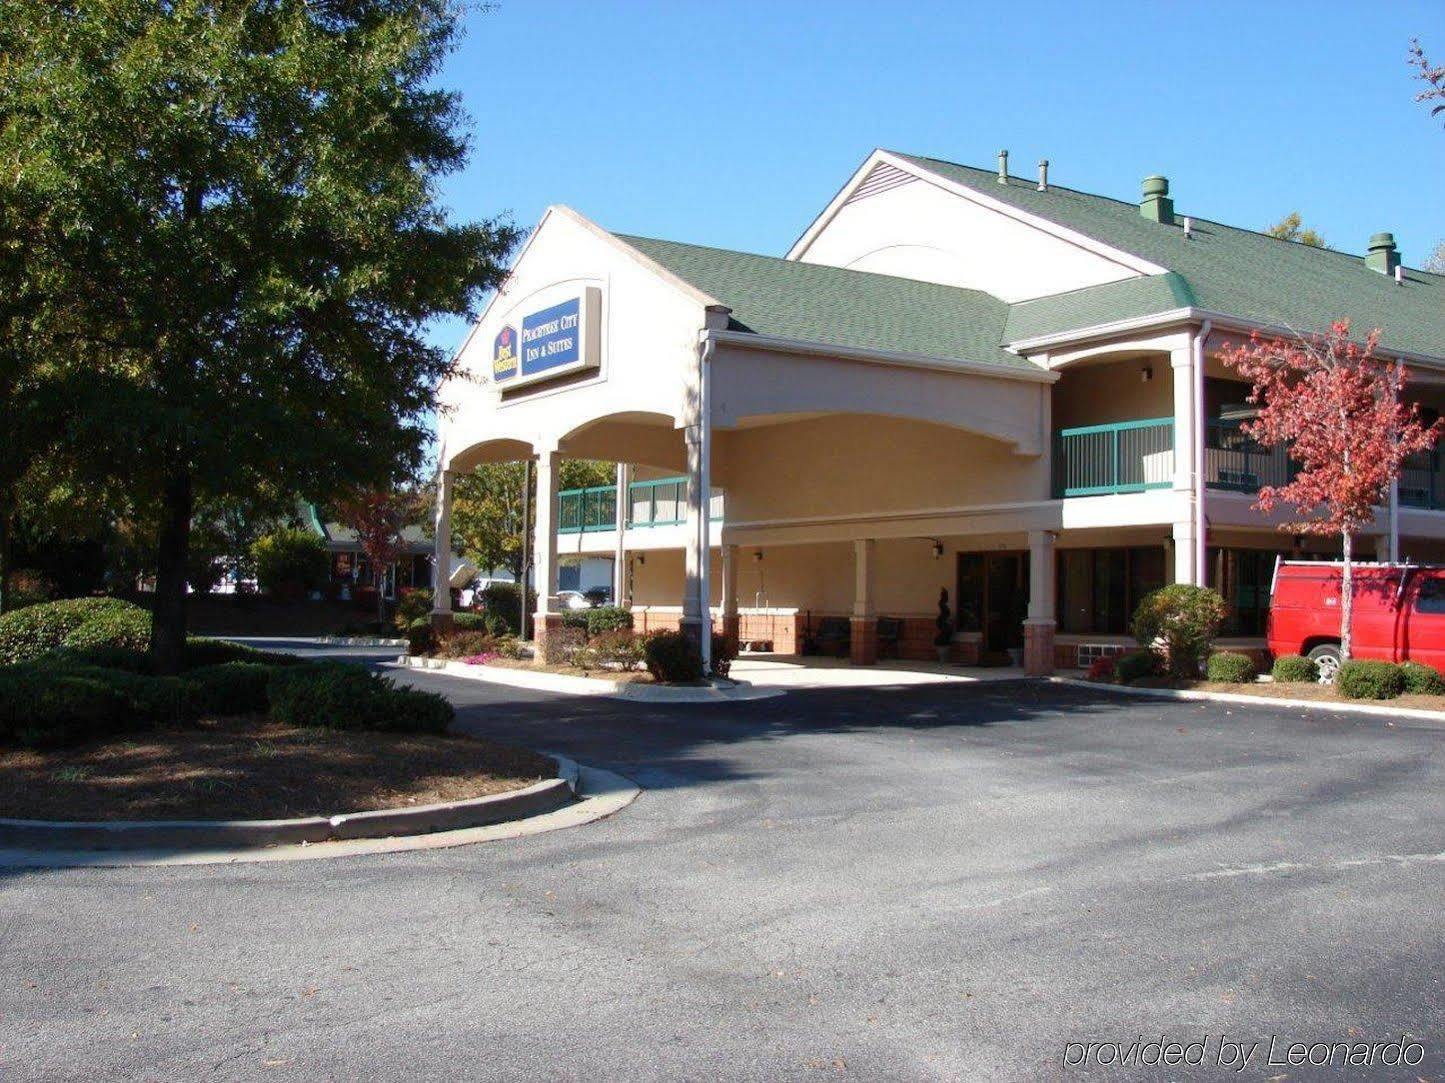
[{"left": 434, "top": 149, "right": 1445, "bottom": 672}]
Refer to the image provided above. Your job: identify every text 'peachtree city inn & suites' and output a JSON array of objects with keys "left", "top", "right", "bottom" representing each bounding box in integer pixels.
[{"left": 432, "top": 149, "right": 1445, "bottom": 674}]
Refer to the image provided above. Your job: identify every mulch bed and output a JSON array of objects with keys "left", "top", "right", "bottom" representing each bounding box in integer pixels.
[
  {"left": 0, "top": 717, "right": 555, "bottom": 822},
  {"left": 1122, "top": 676, "right": 1445, "bottom": 712}
]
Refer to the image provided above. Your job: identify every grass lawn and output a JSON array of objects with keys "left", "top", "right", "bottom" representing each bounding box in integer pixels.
[{"left": 0, "top": 718, "right": 555, "bottom": 822}]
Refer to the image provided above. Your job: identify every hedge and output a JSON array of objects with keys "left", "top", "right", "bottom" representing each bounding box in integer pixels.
[
  {"left": 1399, "top": 660, "right": 1445, "bottom": 696},
  {"left": 1115, "top": 649, "right": 1158, "bottom": 683},
  {"left": 0, "top": 597, "right": 152, "bottom": 665},
  {"left": 251, "top": 529, "right": 329, "bottom": 595},
  {"left": 184, "top": 662, "right": 274, "bottom": 716},
  {"left": 267, "top": 663, "right": 453, "bottom": 734},
  {"left": 1271, "top": 654, "right": 1319, "bottom": 683},
  {"left": 183, "top": 637, "right": 302, "bottom": 669},
  {"left": 1337, "top": 660, "right": 1405, "bottom": 700},
  {"left": 1206, "top": 652, "right": 1257, "bottom": 684},
  {"left": 562, "top": 605, "right": 633, "bottom": 638},
  {"left": 0, "top": 667, "right": 131, "bottom": 747}
]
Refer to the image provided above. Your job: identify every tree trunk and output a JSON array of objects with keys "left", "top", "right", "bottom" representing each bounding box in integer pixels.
[
  {"left": 1340, "top": 529, "right": 1353, "bottom": 662},
  {"left": 151, "top": 467, "right": 194, "bottom": 675},
  {"left": 0, "top": 498, "right": 13, "bottom": 617},
  {"left": 376, "top": 565, "right": 387, "bottom": 630}
]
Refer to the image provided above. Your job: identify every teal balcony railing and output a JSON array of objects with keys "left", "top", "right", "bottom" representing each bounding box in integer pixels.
[
  {"left": 556, "top": 485, "right": 617, "bottom": 534},
  {"left": 1399, "top": 450, "right": 1445, "bottom": 510},
  {"left": 558, "top": 476, "right": 722, "bottom": 533},
  {"left": 1053, "top": 418, "right": 1175, "bottom": 497},
  {"left": 1204, "top": 418, "right": 1292, "bottom": 493}
]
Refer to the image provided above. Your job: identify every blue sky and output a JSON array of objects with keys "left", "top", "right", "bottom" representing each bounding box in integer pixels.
[{"left": 427, "top": 0, "right": 1445, "bottom": 353}]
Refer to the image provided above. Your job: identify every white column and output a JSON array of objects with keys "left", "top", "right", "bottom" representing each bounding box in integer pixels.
[
  {"left": 1026, "top": 530, "right": 1056, "bottom": 621},
  {"left": 852, "top": 539, "right": 875, "bottom": 618},
  {"left": 431, "top": 469, "right": 452, "bottom": 614},
  {"left": 613, "top": 462, "right": 629, "bottom": 605},
  {"left": 533, "top": 450, "right": 559, "bottom": 618},
  {"left": 722, "top": 543, "right": 739, "bottom": 622},
  {"left": 1388, "top": 479, "right": 1400, "bottom": 563},
  {"left": 1172, "top": 520, "right": 1198, "bottom": 585},
  {"left": 682, "top": 427, "right": 709, "bottom": 641}
]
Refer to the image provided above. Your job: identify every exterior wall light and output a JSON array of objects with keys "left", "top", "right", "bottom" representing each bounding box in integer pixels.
[
  {"left": 753, "top": 550, "right": 764, "bottom": 562},
  {"left": 932, "top": 542, "right": 945, "bottom": 559},
  {"left": 1141, "top": 365, "right": 1153, "bottom": 383}
]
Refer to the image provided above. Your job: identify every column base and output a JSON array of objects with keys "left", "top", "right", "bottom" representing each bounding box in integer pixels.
[
  {"left": 721, "top": 614, "right": 741, "bottom": 654},
  {"left": 849, "top": 616, "right": 878, "bottom": 666},
  {"left": 429, "top": 611, "right": 454, "bottom": 632},
  {"left": 533, "top": 613, "right": 565, "bottom": 666},
  {"left": 678, "top": 615, "right": 712, "bottom": 650},
  {"left": 1023, "top": 619, "right": 1056, "bottom": 677}
]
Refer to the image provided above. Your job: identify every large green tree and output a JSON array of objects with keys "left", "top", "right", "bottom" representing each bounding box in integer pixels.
[
  {"left": 2, "top": 1, "right": 516, "bottom": 670},
  {"left": 452, "top": 460, "right": 615, "bottom": 581}
]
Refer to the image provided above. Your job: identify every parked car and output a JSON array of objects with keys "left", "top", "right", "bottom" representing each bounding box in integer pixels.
[
  {"left": 1266, "top": 560, "right": 1445, "bottom": 682},
  {"left": 556, "top": 590, "right": 593, "bottom": 611}
]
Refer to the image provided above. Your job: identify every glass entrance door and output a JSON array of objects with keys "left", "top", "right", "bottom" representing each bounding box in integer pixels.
[{"left": 957, "top": 551, "right": 1030, "bottom": 652}]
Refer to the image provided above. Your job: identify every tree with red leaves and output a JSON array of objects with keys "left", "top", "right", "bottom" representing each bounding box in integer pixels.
[
  {"left": 335, "top": 488, "right": 427, "bottom": 629},
  {"left": 1221, "top": 320, "right": 1442, "bottom": 660}
]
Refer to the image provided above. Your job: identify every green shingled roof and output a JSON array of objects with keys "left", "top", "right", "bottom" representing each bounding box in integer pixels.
[
  {"left": 617, "top": 234, "right": 1032, "bottom": 371},
  {"left": 895, "top": 153, "right": 1445, "bottom": 358}
]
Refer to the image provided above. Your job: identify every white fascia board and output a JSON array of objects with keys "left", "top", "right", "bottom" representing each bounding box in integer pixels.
[
  {"left": 711, "top": 328, "right": 1058, "bottom": 384},
  {"left": 787, "top": 149, "right": 1168, "bottom": 280},
  {"left": 1008, "top": 306, "right": 1445, "bottom": 371}
]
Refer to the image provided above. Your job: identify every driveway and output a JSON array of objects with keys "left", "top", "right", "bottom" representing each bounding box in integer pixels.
[{"left": 2, "top": 660, "right": 1442, "bottom": 1080}]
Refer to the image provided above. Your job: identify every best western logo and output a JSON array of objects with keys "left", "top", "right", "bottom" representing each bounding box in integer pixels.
[{"left": 492, "top": 325, "right": 519, "bottom": 380}]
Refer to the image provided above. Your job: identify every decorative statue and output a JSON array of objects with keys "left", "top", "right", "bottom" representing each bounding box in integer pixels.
[{"left": 934, "top": 588, "right": 953, "bottom": 661}]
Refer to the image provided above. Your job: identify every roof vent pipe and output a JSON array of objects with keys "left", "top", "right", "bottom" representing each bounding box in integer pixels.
[
  {"left": 1395, "top": 264, "right": 1404, "bottom": 285},
  {"left": 1140, "top": 175, "right": 1174, "bottom": 225},
  {"left": 1367, "top": 232, "right": 1400, "bottom": 276},
  {"left": 1037, "top": 159, "right": 1049, "bottom": 191},
  {"left": 997, "top": 149, "right": 1009, "bottom": 184}
]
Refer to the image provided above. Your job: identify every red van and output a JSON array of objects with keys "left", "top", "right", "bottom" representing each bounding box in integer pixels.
[{"left": 1266, "top": 560, "right": 1445, "bottom": 681}]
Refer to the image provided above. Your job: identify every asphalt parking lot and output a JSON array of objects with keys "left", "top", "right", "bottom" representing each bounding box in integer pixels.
[{"left": 2, "top": 661, "right": 1442, "bottom": 1081}]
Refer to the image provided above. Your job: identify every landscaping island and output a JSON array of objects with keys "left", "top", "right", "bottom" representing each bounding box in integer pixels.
[{"left": 0, "top": 597, "right": 557, "bottom": 831}]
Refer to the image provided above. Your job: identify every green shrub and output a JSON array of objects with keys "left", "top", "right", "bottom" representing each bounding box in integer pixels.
[
  {"left": 183, "top": 637, "right": 301, "bottom": 669},
  {"left": 251, "top": 529, "right": 329, "bottom": 596},
  {"left": 643, "top": 631, "right": 703, "bottom": 683},
  {"left": 451, "top": 612, "right": 489, "bottom": 632},
  {"left": 1399, "top": 660, "right": 1445, "bottom": 695},
  {"left": 1115, "top": 649, "right": 1159, "bottom": 683},
  {"left": 267, "top": 662, "right": 453, "bottom": 734},
  {"left": 477, "top": 582, "right": 535, "bottom": 635},
  {"left": 54, "top": 645, "right": 155, "bottom": 673},
  {"left": 407, "top": 618, "right": 435, "bottom": 656},
  {"left": 0, "top": 666, "right": 131, "bottom": 746},
  {"left": 1337, "top": 660, "right": 1405, "bottom": 700},
  {"left": 1207, "top": 651, "right": 1257, "bottom": 684},
  {"left": 393, "top": 587, "right": 433, "bottom": 630},
  {"left": 586, "top": 629, "right": 644, "bottom": 671},
  {"left": 184, "top": 662, "right": 273, "bottom": 716},
  {"left": 1271, "top": 654, "right": 1319, "bottom": 683},
  {"left": 0, "top": 597, "right": 151, "bottom": 664},
  {"left": 1131, "top": 585, "right": 1228, "bottom": 678},
  {"left": 584, "top": 605, "right": 632, "bottom": 637},
  {"left": 437, "top": 630, "right": 506, "bottom": 659},
  {"left": 711, "top": 632, "right": 737, "bottom": 679}
]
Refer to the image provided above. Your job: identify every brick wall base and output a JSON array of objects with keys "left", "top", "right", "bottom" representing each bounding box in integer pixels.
[
  {"left": 533, "top": 613, "right": 565, "bottom": 665},
  {"left": 1023, "top": 620, "right": 1056, "bottom": 677},
  {"left": 849, "top": 617, "right": 878, "bottom": 665}
]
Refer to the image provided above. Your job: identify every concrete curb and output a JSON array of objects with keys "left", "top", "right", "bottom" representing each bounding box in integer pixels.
[
  {"left": 0, "top": 761, "right": 638, "bottom": 868},
  {"left": 0, "top": 757, "right": 580, "bottom": 853},
  {"left": 1050, "top": 676, "right": 1445, "bottom": 725},
  {"left": 392, "top": 655, "right": 784, "bottom": 702},
  {"left": 319, "top": 636, "right": 407, "bottom": 647}
]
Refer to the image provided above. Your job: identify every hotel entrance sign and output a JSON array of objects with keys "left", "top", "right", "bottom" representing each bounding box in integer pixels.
[{"left": 492, "top": 286, "right": 601, "bottom": 389}]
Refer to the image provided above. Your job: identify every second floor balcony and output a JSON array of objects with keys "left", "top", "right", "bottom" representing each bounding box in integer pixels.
[
  {"left": 1053, "top": 416, "right": 1445, "bottom": 510},
  {"left": 558, "top": 475, "right": 724, "bottom": 535}
]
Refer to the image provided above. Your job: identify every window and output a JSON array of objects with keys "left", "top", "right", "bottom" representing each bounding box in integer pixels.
[
  {"left": 1209, "top": 548, "right": 1288, "bottom": 636},
  {"left": 1417, "top": 577, "right": 1445, "bottom": 615},
  {"left": 1056, "top": 547, "right": 1166, "bottom": 634}
]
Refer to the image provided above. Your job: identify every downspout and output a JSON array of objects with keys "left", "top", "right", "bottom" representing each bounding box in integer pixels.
[
  {"left": 1193, "top": 319, "right": 1213, "bottom": 586},
  {"left": 697, "top": 329, "right": 717, "bottom": 675}
]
